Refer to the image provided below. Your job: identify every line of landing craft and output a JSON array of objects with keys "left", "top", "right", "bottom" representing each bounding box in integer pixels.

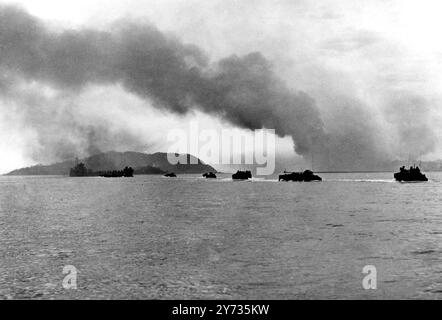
[
  {"left": 69, "top": 163, "right": 430, "bottom": 182},
  {"left": 164, "top": 169, "right": 321, "bottom": 181},
  {"left": 165, "top": 165, "right": 429, "bottom": 183}
]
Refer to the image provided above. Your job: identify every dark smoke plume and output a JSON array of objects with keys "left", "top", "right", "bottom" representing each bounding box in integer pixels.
[
  {"left": 0, "top": 5, "right": 325, "bottom": 161},
  {"left": 0, "top": 5, "right": 437, "bottom": 169}
]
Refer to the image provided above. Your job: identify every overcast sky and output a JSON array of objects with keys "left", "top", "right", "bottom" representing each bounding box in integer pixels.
[{"left": 1, "top": 0, "right": 442, "bottom": 173}]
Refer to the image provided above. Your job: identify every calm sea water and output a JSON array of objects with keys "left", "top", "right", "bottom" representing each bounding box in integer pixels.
[{"left": 1, "top": 172, "right": 442, "bottom": 299}]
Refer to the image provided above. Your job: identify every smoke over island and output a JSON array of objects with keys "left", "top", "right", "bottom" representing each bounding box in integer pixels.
[{"left": 0, "top": 4, "right": 438, "bottom": 171}]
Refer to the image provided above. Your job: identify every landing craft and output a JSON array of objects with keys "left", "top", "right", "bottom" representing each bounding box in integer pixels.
[
  {"left": 203, "top": 172, "right": 217, "bottom": 179},
  {"left": 69, "top": 163, "right": 134, "bottom": 177},
  {"left": 232, "top": 170, "right": 252, "bottom": 180},
  {"left": 164, "top": 172, "right": 177, "bottom": 178},
  {"left": 100, "top": 167, "right": 134, "bottom": 178},
  {"left": 394, "top": 166, "right": 428, "bottom": 182},
  {"left": 279, "top": 170, "right": 322, "bottom": 182}
]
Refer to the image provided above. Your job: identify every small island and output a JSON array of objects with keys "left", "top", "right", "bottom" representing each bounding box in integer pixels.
[{"left": 6, "top": 151, "right": 216, "bottom": 176}]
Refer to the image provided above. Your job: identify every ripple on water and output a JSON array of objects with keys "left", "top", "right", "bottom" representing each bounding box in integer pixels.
[{"left": 1, "top": 172, "right": 442, "bottom": 299}]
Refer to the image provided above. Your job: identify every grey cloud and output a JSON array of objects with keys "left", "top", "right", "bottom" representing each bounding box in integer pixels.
[
  {"left": 384, "top": 92, "right": 438, "bottom": 160},
  {"left": 322, "top": 30, "right": 382, "bottom": 52},
  {"left": 0, "top": 5, "right": 325, "bottom": 162},
  {"left": 0, "top": 4, "right": 437, "bottom": 170}
]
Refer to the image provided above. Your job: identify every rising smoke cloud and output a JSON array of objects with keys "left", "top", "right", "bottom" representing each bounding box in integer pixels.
[{"left": 0, "top": 4, "right": 437, "bottom": 170}]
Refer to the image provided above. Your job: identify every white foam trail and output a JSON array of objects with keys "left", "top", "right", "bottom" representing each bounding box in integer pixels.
[{"left": 324, "top": 179, "right": 395, "bottom": 183}]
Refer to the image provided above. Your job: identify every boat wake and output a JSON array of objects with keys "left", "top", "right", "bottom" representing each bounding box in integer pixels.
[{"left": 324, "top": 178, "right": 396, "bottom": 183}]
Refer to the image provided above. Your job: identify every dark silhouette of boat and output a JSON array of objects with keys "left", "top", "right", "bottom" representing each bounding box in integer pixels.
[
  {"left": 232, "top": 170, "right": 252, "bottom": 180},
  {"left": 394, "top": 166, "right": 428, "bottom": 182},
  {"left": 164, "top": 172, "right": 177, "bottom": 178},
  {"left": 203, "top": 172, "right": 217, "bottom": 179},
  {"left": 69, "top": 162, "right": 92, "bottom": 177},
  {"left": 279, "top": 170, "right": 322, "bottom": 182},
  {"left": 70, "top": 163, "right": 134, "bottom": 177},
  {"left": 100, "top": 167, "right": 134, "bottom": 178}
]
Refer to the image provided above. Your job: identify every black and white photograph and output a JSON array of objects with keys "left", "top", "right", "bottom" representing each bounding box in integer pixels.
[{"left": 1, "top": 0, "right": 442, "bottom": 306}]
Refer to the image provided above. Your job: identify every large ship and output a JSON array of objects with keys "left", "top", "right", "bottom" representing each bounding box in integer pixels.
[
  {"left": 394, "top": 166, "right": 428, "bottom": 182},
  {"left": 279, "top": 170, "right": 322, "bottom": 182}
]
